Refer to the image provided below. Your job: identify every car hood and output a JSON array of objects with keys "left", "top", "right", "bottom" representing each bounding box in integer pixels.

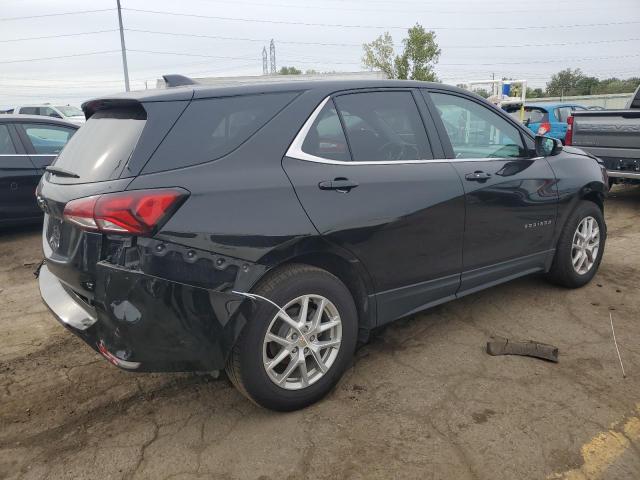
[{"left": 562, "top": 145, "right": 604, "bottom": 165}]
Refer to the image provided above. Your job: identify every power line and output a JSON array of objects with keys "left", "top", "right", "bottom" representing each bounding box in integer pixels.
[
  {"left": 124, "top": 28, "right": 640, "bottom": 50},
  {"left": 129, "top": 49, "right": 358, "bottom": 65},
  {"left": 122, "top": 8, "right": 640, "bottom": 30},
  {"left": 0, "top": 8, "right": 115, "bottom": 21},
  {"left": 0, "top": 50, "right": 121, "bottom": 64},
  {"left": 190, "top": 0, "right": 602, "bottom": 15},
  {"left": 0, "top": 30, "right": 119, "bottom": 43}
]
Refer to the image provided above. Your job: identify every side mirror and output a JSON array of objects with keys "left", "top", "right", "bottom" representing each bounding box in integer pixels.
[{"left": 535, "top": 135, "right": 563, "bottom": 157}]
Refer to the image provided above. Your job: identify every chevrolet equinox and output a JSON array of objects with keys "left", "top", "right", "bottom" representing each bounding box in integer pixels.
[{"left": 37, "top": 79, "right": 607, "bottom": 411}]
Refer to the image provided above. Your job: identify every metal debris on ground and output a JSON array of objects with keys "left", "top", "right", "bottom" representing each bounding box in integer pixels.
[
  {"left": 609, "top": 312, "right": 626, "bottom": 378},
  {"left": 486, "top": 336, "right": 559, "bottom": 363}
]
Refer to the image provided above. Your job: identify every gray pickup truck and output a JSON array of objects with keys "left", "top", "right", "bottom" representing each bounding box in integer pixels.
[{"left": 567, "top": 85, "right": 640, "bottom": 186}]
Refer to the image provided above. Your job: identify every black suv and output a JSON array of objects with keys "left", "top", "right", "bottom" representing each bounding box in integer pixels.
[{"left": 38, "top": 80, "right": 607, "bottom": 411}]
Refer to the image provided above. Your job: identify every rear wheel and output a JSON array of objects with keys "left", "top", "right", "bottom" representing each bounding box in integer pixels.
[
  {"left": 226, "top": 264, "right": 357, "bottom": 411},
  {"left": 546, "top": 201, "right": 606, "bottom": 288}
]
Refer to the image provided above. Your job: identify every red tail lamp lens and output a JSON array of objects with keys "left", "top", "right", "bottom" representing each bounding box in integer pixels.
[
  {"left": 63, "top": 189, "right": 188, "bottom": 235},
  {"left": 537, "top": 122, "right": 551, "bottom": 135}
]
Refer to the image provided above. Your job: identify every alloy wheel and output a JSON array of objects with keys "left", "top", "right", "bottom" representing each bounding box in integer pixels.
[
  {"left": 262, "top": 294, "right": 342, "bottom": 390},
  {"left": 572, "top": 216, "right": 600, "bottom": 275}
]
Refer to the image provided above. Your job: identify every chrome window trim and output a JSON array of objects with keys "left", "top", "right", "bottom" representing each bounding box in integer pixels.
[
  {"left": 0, "top": 154, "right": 56, "bottom": 156},
  {"left": 285, "top": 95, "right": 539, "bottom": 166}
]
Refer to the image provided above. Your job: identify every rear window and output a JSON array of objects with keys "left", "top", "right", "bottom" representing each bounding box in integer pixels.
[
  {"left": 49, "top": 106, "right": 146, "bottom": 184},
  {"left": 507, "top": 107, "right": 548, "bottom": 124},
  {"left": 145, "top": 92, "right": 298, "bottom": 173}
]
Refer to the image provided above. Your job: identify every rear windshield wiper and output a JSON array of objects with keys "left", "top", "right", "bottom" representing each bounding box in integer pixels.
[{"left": 45, "top": 166, "right": 80, "bottom": 178}]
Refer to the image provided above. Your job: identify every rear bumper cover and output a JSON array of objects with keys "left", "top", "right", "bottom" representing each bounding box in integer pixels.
[{"left": 39, "top": 262, "right": 255, "bottom": 372}]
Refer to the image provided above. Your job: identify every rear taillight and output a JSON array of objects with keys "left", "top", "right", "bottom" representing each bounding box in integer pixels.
[
  {"left": 63, "top": 188, "right": 188, "bottom": 235},
  {"left": 565, "top": 116, "right": 574, "bottom": 145},
  {"left": 537, "top": 122, "right": 551, "bottom": 135}
]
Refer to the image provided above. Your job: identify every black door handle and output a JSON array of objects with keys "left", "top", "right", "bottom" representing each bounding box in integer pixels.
[
  {"left": 318, "top": 178, "right": 359, "bottom": 192},
  {"left": 465, "top": 171, "right": 492, "bottom": 182}
]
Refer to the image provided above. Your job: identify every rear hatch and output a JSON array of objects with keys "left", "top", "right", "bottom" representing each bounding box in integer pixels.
[{"left": 38, "top": 98, "right": 187, "bottom": 301}]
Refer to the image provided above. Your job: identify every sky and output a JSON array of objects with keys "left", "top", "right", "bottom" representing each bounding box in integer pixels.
[{"left": 1, "top": 0, "right": 639, "bottom": 107}]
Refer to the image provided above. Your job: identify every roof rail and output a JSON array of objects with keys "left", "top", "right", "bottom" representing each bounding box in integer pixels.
[{"left": 162, "top": 74, "right": 198, "bottom": 88}]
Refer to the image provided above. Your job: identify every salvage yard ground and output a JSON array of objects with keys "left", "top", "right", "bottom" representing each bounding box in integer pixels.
[{"left": 1, "top": 186, "right": 640, "bottom": 480}]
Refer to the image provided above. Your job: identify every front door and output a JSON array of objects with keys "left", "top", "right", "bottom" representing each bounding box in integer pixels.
[
  {"left": 425, "top": 90, "right": 558, "bottom": 294},
  {"left": 283, "top": 90, "right": 465, "bottom": 323}
]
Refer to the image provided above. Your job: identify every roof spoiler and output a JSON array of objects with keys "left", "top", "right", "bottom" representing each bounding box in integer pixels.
[{"left": 162, "top": 74, "right": 198, "bottom": 88}]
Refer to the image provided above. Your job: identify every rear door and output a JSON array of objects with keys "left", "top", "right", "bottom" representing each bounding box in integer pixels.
[
  {"left": 424, "top": 89, "right": 558, "bottom": 295},
  {"left": 283, "top": 89, "right": 465, "bottom": 323},
  {"left": 0, "top": 123, "right": 41, "bottom": 223}
]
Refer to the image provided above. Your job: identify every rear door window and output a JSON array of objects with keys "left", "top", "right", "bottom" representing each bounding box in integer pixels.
[
  {"left": 146, "top": 92, "right": 298, "bottom": 172},
  {"left": 333, "top": 91, "right": 432, "bottom": 161},
  {"left": 49, "top": 106, "right": 146, "bottom": 183},
  {"left": 301, "top": 100, "right": 351, "bottom": 161},
  {"left": 20, "top": 123, "right": 76, "bottom": 154},
  {"left": 555, "top": 107, "right": 573, "bottom": 122},
  {"left": 0, "top": 125, "right": 17, "bottom": 154}
]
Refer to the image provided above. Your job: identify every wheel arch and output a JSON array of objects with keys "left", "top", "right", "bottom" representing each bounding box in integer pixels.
[{"left": 256, "top": 249, "right": 377, "bottom": 345}]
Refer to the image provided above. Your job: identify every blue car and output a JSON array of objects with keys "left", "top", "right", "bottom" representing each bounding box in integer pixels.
[{"left": 505, "top": 103, "right": 587, "bottom": 143}]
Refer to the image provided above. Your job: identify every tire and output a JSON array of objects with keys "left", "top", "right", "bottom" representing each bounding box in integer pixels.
[
  {"left": 225, "top": 264, "right": 358, "bottom": 411},
  {"left": 546, "top": 200, "right": 606, "bottom": 288}
]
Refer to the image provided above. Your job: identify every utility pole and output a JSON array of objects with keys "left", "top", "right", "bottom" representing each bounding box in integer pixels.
[
  {"left": 269, "top": 39, "right": 276, "bottom": 74},
  {"left": 262, "top": 47, "right": 268, "bottom": 75},
  {"left": 116, "top": 0, "right": 130, "bottom": 92}
]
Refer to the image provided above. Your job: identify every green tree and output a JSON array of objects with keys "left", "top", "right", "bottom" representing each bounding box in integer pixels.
[
  {"left": 278, "top": 66, "right": 302, "bottom": 75},
  {"left": 526, "top": 87, "right": 544, "bottom": 98},
  {"left": 362, "top": 24, "right": 440, "bottom": 81},
  {"left": 546, "top": 68, "right": 585, "bottom": 96}
]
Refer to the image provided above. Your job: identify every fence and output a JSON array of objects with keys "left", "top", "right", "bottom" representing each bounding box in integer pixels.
[{"left": 526, "top": 93, "right": 633, "bottom": 109}]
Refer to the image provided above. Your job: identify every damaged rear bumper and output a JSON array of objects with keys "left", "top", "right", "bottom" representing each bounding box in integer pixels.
[{"left": 39, "top": 262, "right": 255, "bottom": 372}]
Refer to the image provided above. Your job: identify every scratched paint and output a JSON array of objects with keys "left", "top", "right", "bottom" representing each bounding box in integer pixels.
[{"left": 549, "top": 404, "right": 640, "bottom": 479}]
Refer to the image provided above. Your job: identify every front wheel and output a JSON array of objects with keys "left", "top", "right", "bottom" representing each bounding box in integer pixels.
[
  {"left": 226, "top": 264, "right": 358, "bottom": 411},
  {"left": 546, "top": 201, "right": 606, "bottom": 288}
]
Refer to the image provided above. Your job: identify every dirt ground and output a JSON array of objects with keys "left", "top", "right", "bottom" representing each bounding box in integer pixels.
[{"left": 1, "top": 186, "right": 639, "bottom": 480}]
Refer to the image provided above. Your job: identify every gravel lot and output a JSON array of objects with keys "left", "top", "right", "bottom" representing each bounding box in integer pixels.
[{"left": 1, "top": 186, "right": 639, "bottom": 480}]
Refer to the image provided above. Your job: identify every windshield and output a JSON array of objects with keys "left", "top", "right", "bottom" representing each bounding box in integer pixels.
[{"left": 55, "top": 106, "right": 83, "bottom": 117}]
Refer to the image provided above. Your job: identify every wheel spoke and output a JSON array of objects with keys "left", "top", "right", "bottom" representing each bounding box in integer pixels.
[
  {"left": 317, "top": 318, "right": 340, "bottom": 333},
  {"left": 299, "top": 359, "right": 309, "bottom": 387},
  {"left": 585, "top": 248, "right": 594, "bottom": 263},
  {"left": 266, "top": 348, "right": 290, "bottom": 372},
  {"left": 277, "top": 311, "right": 301, "bottom": 332},
  {"left": 277, "top": 357, "right": 300, "bottom": 385},
  {"left": 298, "top": 295, "right": 310, "bottom": 326},
  {"left": 310, "top": 297, "right": 327, "bottom": 331},
  {"left": 310, "top": 348, "right": 328, "bottom": 373},
  {"left": 572, "top": 250, "right": 582, "bottom": 266},
  {"left": 576, "top": 252, "right": 587, "bottom": 272},
  {"left": 314, "top": 339, "right": 341, "bottom": 350},
  {"left": 266, "top": 332, "right": 293, "bottom": 348}
]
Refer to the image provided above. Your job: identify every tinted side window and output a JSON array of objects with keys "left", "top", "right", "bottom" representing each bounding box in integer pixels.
[
  {"left": 301, "top": 100, "right": 350, "bottom": 161},
  {"left": 148, "top": 92, "right": 298, "bottom": 172},
  {"left": 430, "top": 92, "right": 525, "bottom": 159},
  {"left": 333, "top": 91, "right": 432, "bottom": 161},
  {"left": 19, "top": 107, "right": 39, "bottom": 115},
  {"left": 21, "top": 123, "right": 76, "bottom": 154},
  {"left": 40, "top": 107, "right": 62, "bottom": 118},
  {"left": 0, "top": 125, "right": 16, "bottom": 154}
]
